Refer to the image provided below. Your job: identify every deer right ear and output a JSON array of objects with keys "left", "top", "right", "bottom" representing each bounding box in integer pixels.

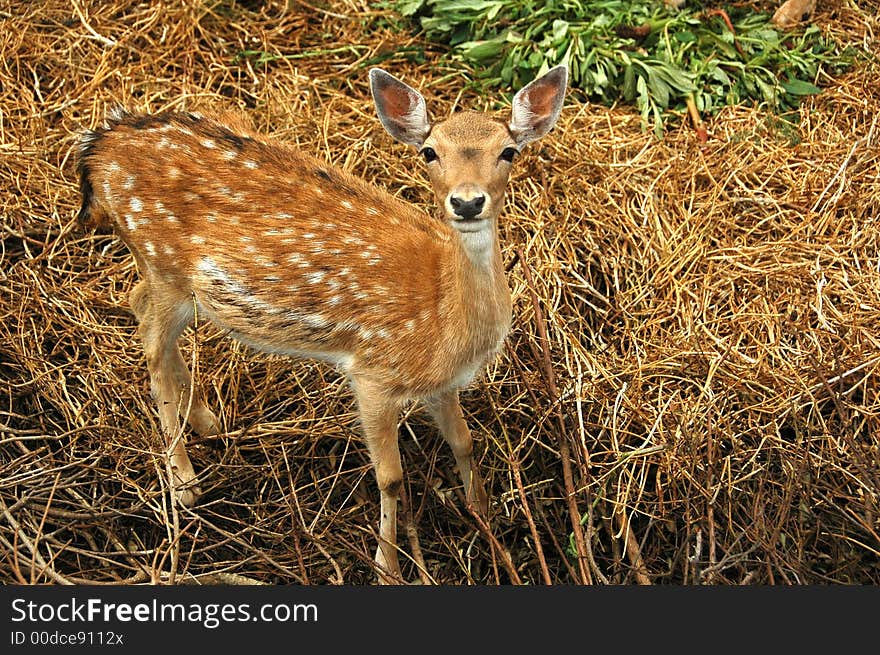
[{"left": 370, "top": 68, "right": 431, "bottom": 149}]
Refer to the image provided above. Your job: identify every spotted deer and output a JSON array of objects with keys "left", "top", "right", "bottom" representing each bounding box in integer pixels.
[{"left": 77, "top": 65, "right": 567, "bottom": 583}]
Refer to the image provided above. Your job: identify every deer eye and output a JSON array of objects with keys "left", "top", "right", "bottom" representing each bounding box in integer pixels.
[
  {"left": 421, "top": 147, "right": 438, "bottom": 163},
  {"left": 499, "top": 147, "right": 518, "bottom": 162}
]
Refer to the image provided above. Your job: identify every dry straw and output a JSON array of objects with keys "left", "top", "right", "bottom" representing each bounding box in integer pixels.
[{"left": 1, "top": 0, "right": 878, "bottom": 584}]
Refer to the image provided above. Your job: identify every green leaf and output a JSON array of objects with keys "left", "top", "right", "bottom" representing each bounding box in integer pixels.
[
  {"left": 396, "top": 0, "right": 425, "bottom": 16},
  {"left": 781, "top": 79, "right": 823, "bottom": 96},
  {"left": 623, "top": 63, "right": 636, "bottom": 101},
  {"left": 400, "top": 0, "right": 854, "bottom": 138},
  {"left": 647, "top": 70, "right": 671, "bottom": 108}
]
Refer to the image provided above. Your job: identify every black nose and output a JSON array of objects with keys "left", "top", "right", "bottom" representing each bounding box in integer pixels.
[{"left": 450, "top": 194, "right": 485, "bottom": 220}]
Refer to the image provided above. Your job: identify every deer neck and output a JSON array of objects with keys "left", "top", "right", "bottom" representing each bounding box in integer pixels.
[{"left": 441, "top": 217, "right": 511, "bottom": 351}]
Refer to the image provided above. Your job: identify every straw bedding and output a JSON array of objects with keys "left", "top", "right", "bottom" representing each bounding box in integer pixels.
[{"left": 1, "top": 1, "right": 877, "bottom": 584}]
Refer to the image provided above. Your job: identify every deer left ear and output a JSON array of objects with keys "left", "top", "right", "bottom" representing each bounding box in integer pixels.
[
  {"left": 509, "top": 65, "right": 568, "bottom": 148},
  {"left": 370, "top": 68, "right": 432, "bottom": 149}
]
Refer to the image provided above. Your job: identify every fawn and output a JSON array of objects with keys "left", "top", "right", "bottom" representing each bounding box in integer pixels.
[{"left": 77, "top": 65, "right": 567, "bottom": 583}]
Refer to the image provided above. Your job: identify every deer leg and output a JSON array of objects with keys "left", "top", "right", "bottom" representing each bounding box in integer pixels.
[
  {"left": 352, "top": 376, "right": 404, "bottom": 584},
  {"left": 168, "top": 349, "right": 222, "bottom": 436},
  {"left": 426, "top": 391, "right": 489, "bottom": 516},
  {"left": 132, "top": 280, "right": 202, "bottom": 506},
  {"left": 131, "top": 281, "right": 221, "bottom": 437}
]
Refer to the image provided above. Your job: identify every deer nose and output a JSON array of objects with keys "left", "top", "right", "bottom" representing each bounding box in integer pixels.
[{"left": 449, "top": 194, "right": 485, "bottom": 220}]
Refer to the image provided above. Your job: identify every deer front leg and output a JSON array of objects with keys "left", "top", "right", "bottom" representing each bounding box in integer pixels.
[
  {"left": 425, "top": 391, "right": 489, "bottom": 516},
  {"left": 352, "top": 376, "right": 404, "bottom": 584}
]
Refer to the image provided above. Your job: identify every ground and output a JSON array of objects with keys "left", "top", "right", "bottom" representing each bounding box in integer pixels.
[{"left": 1, "top": 1, "right": 878, "bottom": 584}]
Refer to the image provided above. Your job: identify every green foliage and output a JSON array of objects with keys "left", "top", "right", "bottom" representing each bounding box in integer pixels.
[{"left": 392, "top": 0, "right": 854, "bottom": 136}]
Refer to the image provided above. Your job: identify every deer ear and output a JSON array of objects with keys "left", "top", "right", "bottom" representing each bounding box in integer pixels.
[
  {"left": 509, "top": 65, "right": 568, "bottom": 148},
  {"left": 370, "top": 68, "right": 431, "bottom": 148}
]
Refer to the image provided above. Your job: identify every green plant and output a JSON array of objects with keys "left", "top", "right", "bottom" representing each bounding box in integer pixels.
[{"left": 394, "top": 0, "right": 854, "bottom": 136}]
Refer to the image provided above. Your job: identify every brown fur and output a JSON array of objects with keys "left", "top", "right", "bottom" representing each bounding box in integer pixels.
[{"left": 78, "top": 67, "right": 566, "bottom": 583}]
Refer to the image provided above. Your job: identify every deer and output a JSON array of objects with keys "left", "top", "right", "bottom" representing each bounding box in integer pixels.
[{"left": 77, "top": 65, "right": 568, "bottom": 584}]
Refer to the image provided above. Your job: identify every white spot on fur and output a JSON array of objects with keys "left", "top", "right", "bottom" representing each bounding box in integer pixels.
[
  {"left": 287, "top": 253, "right": 304, "bottom": 265},
  {"left": 206, "top": 213, "right": 218, "bottom": 222},
  {"left": 129, "top": 197, "right": 143, "bottom": 213},
  {"left": 304, "top": 314, "right": 328, "bottom": 328},
  {"left": 201, "top": 139, "right": 216, "bottom": 149},
  {"left": 190, "top": 235, "right": 206, "bottom": 245},
  {"left": 125, "top": 215, "right": 137, "bottom": 231},
  {"left": 264, "top": 275, "right": 281, "bottom": 283},
  {"left": 107, "top": 162, "right": 120, "bottom": 172},
  {"left": 144, "top": 242, "right": 156, "bottom": 256},
  {"left": 303, "top": 233, "right": 315, "bottom": 239},
  {"left": 243, "top": 160, "right": 258, "bottom": 169},
  {"left": 223, "top": 150, "right": 237, "bottom": 160},
  {"left": 168, "top": 167, "right": 180, "bottom": 178},
  {"left": 366, "top": 206, "right": 379, "bottom": 216},
  {"left": 305, "top": 271, "right": 326, "bottom": 284},
  {"left": 340, "top": 200, "right": 353, "bottom": 210},
  {"left": 328, "top": 295, "right": 342, "bottom": 305},
  {"left": 404, "top": 319, "right": 415, "bottom": 332},
  {"left": 163, "top": 245, "right": 175, "bottom": 256}
]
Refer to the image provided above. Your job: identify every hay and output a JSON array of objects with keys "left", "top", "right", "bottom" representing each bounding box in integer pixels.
[{"left": 1, "top": 0, "right": 878, "bottom": 584}]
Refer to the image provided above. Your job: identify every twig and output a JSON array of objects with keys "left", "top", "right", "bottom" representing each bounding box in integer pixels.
[
  {"left": 614, "top": 508, "right": 651, "bottom": 585},
  {"left": 466, "top": 503, "right": 522, "bottom": 584},
  {"left": 70, "top": 0, "right": 117, "bottom": 47},
  {"left": 811, "top": 115, "right": 877, "bottom": 214},
  {"left": 400, "top": 485, "right": 434, "bottom": 585},
  {"left": 510, "top": 453, "right": 552, "bottom": 584},
  {"left": 517, "top": 247, "right": 593, "bottom": 585}
]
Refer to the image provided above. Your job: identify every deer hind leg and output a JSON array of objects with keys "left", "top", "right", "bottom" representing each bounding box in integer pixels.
[
  {"left": 352, "top": 376, "right": 405, "bottom": 584},
  {"left": 131, "top": 278, "right": 203, "bottom": 506},
  {"left": 426, "top": 391, "right": 489, "bottom": 516},
  {"left": 130, "top": 281, "right": 221, "bottom": 437}
]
